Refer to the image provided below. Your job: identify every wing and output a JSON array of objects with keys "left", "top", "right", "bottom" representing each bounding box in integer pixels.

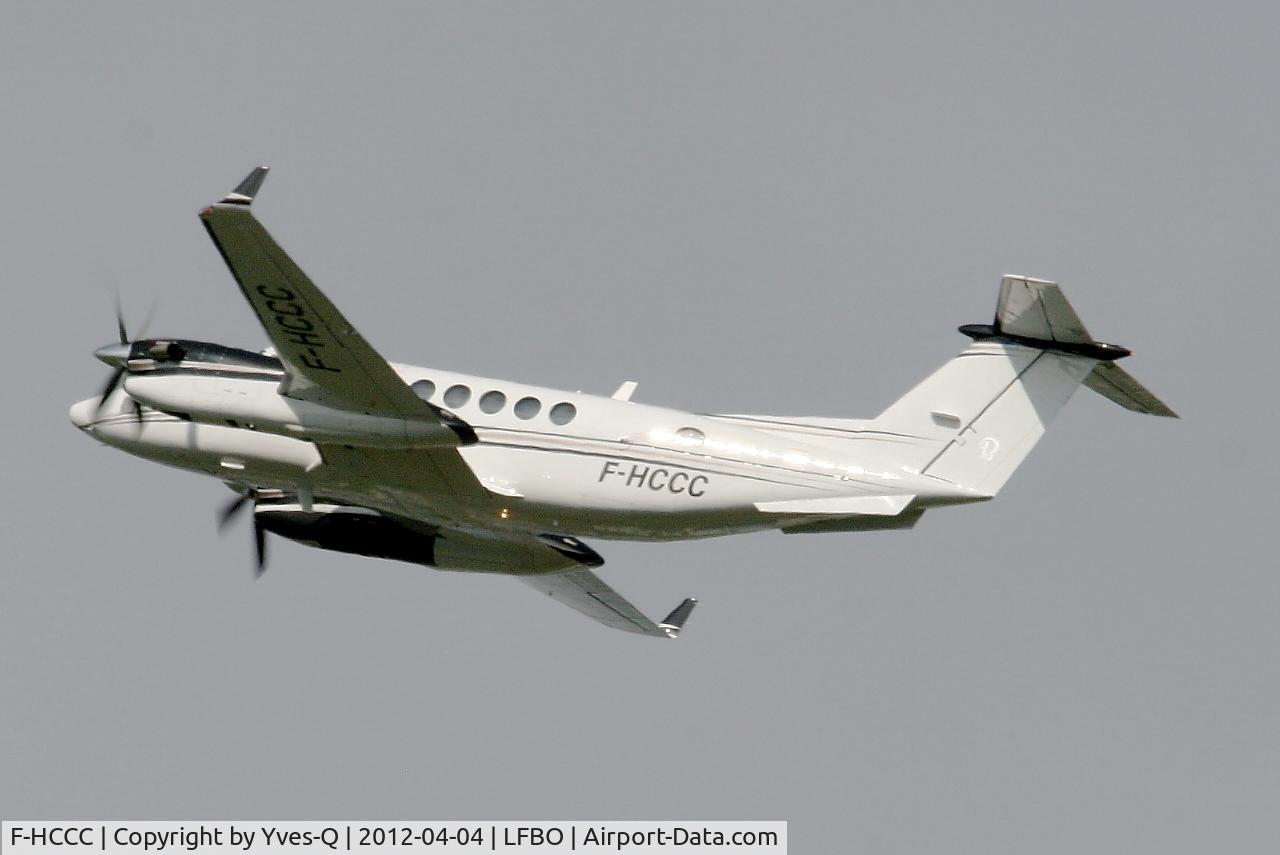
[
  {"left": 522, "top": 568, "right": 697, "bottom": 638},
  {"left": 199, "top": 167, "right": 466, "bottom": 436}
]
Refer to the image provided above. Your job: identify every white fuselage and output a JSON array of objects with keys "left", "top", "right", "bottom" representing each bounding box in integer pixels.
[
  {"left": 71, "top": 359, "right": 978, "bottom": 542},
  {"left": 68, "top": 167, "right": 1173, "bottom": 636}
]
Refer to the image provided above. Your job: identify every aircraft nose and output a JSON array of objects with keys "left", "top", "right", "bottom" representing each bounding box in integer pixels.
[
  {"left": 94, "top": 342, "right": 130, "bottom": 367},
  {"left": 69, "top": 397, "right": 99, "bottom": 431}
]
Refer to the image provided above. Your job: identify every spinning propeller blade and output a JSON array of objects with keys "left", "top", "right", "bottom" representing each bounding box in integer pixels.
[
  {"left": 97, "top": 366, "right": 125, "bottom": 409},
  {"left": 217, "top": 492, "right": 253, "bottom": 531},
  {"left": 217, "top": 491, "right": 270, "bottom": 577},
  {"left": 254, "top": 519, "right": 268, "bottom": 577}
]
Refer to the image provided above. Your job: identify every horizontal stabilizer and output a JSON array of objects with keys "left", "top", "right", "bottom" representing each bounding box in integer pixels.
[
  {"left": 755, "top": 494, "right": 915, "bottom": 515},
  {"left": 997, "top": 275, "right": 1092, "bottom": 344},
  {"left": 1084, "top": 362, "right": 1179, "bottom": 418}
]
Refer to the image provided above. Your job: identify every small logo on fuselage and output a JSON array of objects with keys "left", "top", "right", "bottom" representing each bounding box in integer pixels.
[{"left": 598, "top": 460, "right": 708, "bottom": 497}]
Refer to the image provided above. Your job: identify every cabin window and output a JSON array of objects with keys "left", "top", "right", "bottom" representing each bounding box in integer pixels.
[
  {"left": 514, "top": 396, "right": 541, "bottom": 420},
  {"left": 675, "top": 426, "right": 705, "bottom": 447},
  {"left": 479, "top": 390, "right": 506, "bottom": 415},
  {"left": 549, "top": 402, "right": 577, "bottom": 425},
  {"left": 411, "top": 379, "right": 436, "bottom": 400},
  {"left": 443, "top": 384, "right": 471, "bottom": 408}
]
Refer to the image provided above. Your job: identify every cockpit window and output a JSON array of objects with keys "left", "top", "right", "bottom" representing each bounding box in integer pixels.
[
  {"left": 443, "top": 384, "right": 471, "bottom": 408},
  {"left": 138, "top": 340, "right": 281, "bottom": 371},
  {"left": 145, "top": 341, "right": 187, "bottom": 362},
  {"left": 411, "top": 379, "right": 436, "bottom": 401}
]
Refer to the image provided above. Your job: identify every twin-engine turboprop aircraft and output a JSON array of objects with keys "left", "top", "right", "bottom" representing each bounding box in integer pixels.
[{"left": 70, "top": 168, "right": 1177, "bottom": 637}]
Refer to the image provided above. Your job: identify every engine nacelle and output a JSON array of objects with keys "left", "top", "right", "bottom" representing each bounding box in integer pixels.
[
  {"left": 124, "top": 373, "right": 463, "bottom": 449},
  {"left": 254, "top": 504, "right": 592, "bottom": 575}
]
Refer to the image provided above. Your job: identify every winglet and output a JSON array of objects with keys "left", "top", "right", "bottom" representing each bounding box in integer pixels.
[
  {"left": 221, "top": 166, "right": 270, "bottom": 205},
  {"left": 658, "top": 598, "right": 698, "bottom": 638}
]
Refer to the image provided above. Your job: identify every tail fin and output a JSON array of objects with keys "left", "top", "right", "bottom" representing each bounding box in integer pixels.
[{"left": 871, "top": 275, "right": 1175, "bottom": 496}]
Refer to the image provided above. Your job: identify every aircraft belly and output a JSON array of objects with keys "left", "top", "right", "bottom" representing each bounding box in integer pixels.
[
  {"left": 514, "top": 505, "right": 776, "bottom": 542},
  {"left": 88, "top": 414, "right": 322, "bottom": 484},
  {"left": 85, "top": 414, "right": 478, "bottom": 529},
  {"left": 94, "top": 417, "right": 886, "bottom": 544},
  {"left": 464, "top": 443, "right": 832, "bottom": 507},
  {"left": 455, "top": 443, "right": 845, "bottom": 541}
]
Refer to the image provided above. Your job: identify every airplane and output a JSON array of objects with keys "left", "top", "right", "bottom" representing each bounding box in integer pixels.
[{"left": 69, "top": 167, "right": 1177, "bottom": 638}]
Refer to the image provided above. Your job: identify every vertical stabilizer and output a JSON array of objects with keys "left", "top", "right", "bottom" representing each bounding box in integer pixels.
[
  {"left": 866, "top": 275, "right": 1174, "bottom": 495},
  {"left": 873, "top": 342, "right": 1095, "bottom": 495},
  {"left": 915, "top": 346, "right": 1095, "bottom": 495}
]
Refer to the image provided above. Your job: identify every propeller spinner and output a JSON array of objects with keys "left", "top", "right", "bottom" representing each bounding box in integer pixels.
[{"left": 93, "top": 300, "right": 155, "bottom": 421}]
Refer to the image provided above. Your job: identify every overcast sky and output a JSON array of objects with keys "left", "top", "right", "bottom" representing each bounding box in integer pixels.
[{"left": 2, "top": 3, "right": 1276, "bottom": 852}]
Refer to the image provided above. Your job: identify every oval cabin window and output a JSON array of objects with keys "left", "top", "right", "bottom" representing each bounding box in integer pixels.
[
  {"left": 549, "top": 402, "right": 577, "bottom": 426},
  {"left": 443, "top": 384, "right": 471, "bottom": 408},
  {"left": 411, "top": 379, "right": 436, "bottom": 400},
  {"left": 514, "top": 396, "right": 541, "bottom": 420}
]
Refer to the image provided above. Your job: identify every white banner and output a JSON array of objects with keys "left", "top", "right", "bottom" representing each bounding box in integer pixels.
[{"left": 1, "top": 822, "right": 785, "bottom": 854}]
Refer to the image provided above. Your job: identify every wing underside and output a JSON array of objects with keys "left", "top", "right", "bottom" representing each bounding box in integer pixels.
[
  {"left": 523, "top": 569, "right": 697, "bottom": 638},
  {"left": 250, "top": 492, "right": 695, "bottom": 637}
]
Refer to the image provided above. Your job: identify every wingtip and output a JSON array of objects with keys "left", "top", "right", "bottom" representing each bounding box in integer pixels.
[
  {"left": 658, "top": 597, "right": 698, "bottom": 638},
  {"left": 221, "top": 166, "right": 270, "bottom": 205}
]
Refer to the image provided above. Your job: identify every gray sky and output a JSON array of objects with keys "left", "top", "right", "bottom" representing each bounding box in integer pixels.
[{"left": 2, "top": 3, "right": 1276, "bottom": 851}]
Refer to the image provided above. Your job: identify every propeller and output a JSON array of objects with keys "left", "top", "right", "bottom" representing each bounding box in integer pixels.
[
  {"left": 94, "top": 298, "right": 156, "bottom": 421},
  {"left": 115, "top": 300, "right": 129, "bottom": 345},
  {"left": 218, "top": 490, "right": 269, "bottom": 577},
  {"left": 95, "top": 365, "right": 128, "bottom": 412}
]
